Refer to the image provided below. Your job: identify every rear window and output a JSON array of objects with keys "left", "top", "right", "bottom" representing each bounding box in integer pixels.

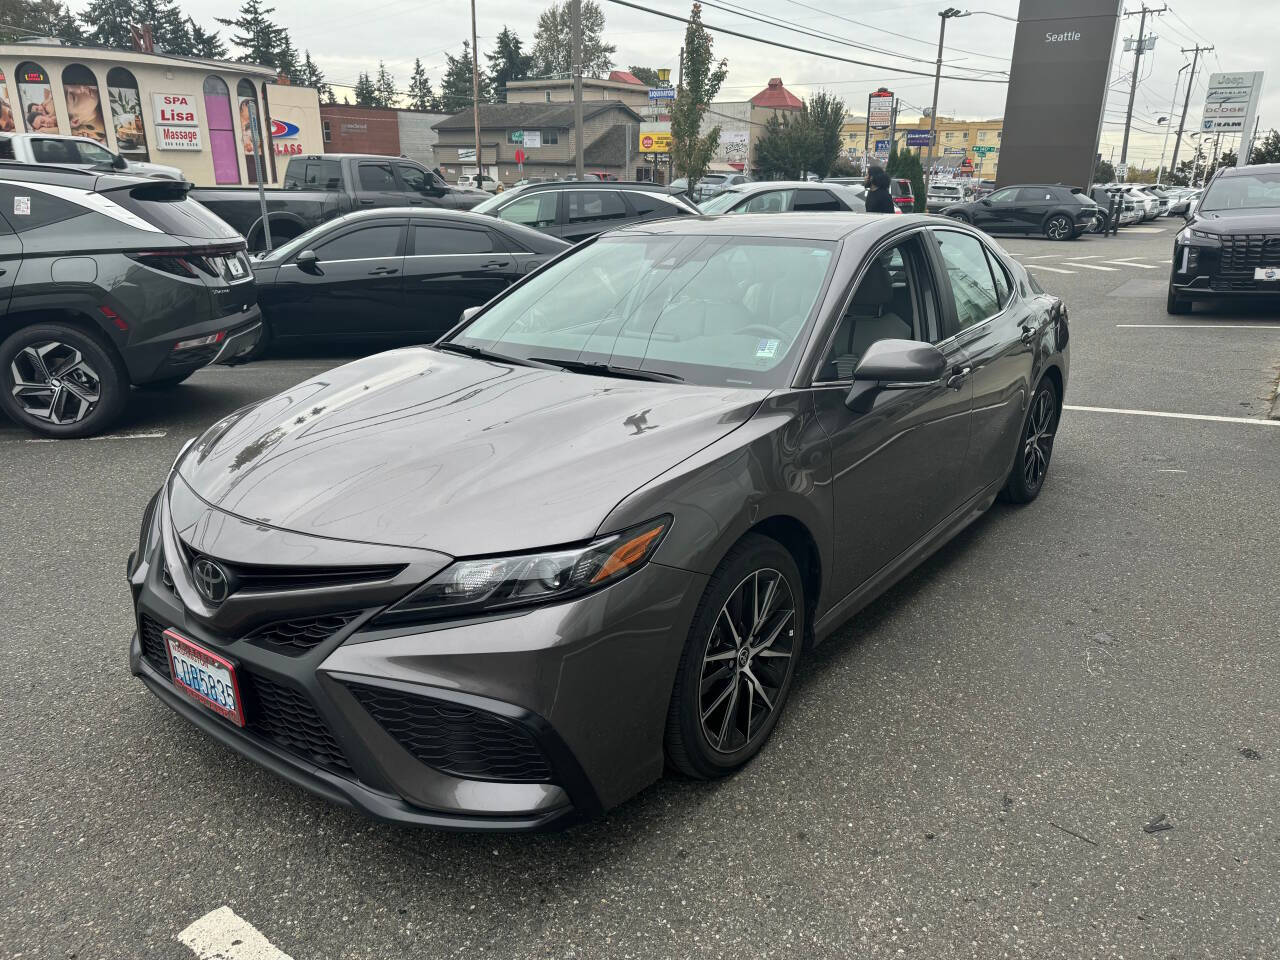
[
  {"left": 109, "top": 182, "right": 241, "bottom": 240},
  {"left": 0, "top": 138, "right": 14, "bottom": 160},
  {"left": 284, "top": 158, "right": 342, "bottom": 191}
]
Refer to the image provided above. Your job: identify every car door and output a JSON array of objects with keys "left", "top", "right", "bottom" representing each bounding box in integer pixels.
[
  {"left": 401, "top": 221, "right": 516, "bottom": 338},
  {"left": 354, "top": 160, "right": 406, "bottom": 209},
  {"left": 972, "top": 187, "right": 1020, "bottom": 232},
  {"left": 1011, "top": 186, "right": 1054, "bottom": 233},
  {"left": 0, "top": 208, "right": 21, "bottom": 312},
  {"left": 395, "top": 162, "right": 441, "bottom": 208},
  {"left": 810, "top": 231, "right": 974, "bottom": 600},
  {"left": 267, "top": 219, "right": 407, "bottom": 339},
  {"left": 928, "top": 227, "right": 1036, "bottom": 495},
  {"left": 558, "top": 189, "right": 631, "bottom": 242}
]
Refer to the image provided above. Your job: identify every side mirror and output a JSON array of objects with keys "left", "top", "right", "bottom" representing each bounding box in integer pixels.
[
  {"left": 112, "top": 154, "right": 128, "bottom": 170},
  {"left": 459, "top": 305, "right": 482, "bottom": 324},
  {"left": 295, "top": 249, "right": 321, "bottom": 273},
  {"left": 844, "top": 339, "right": 946, "bottom": 411}
]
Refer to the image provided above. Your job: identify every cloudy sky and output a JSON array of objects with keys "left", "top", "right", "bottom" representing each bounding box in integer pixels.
[{"left": 176, "top": 0, "right": 1269, "bottom": 168}]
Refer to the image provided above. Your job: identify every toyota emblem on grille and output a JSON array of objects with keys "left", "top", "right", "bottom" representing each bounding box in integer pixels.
[{"left": 192, "top": 557, "right": 230, "bottom": 605}]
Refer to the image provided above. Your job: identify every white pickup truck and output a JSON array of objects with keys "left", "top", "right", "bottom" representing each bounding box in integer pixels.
[{"left": 0, "top": 132, "right": 182, "bottom": 179}]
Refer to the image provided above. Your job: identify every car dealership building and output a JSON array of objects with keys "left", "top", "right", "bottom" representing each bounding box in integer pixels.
[{"left": 0, "top": 41, "right": 322, "bottom": 186}]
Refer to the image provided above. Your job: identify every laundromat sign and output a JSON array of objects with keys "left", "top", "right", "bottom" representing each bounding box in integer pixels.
[{"left": 270, "top": 118, "right": 304, "bottom": 155}]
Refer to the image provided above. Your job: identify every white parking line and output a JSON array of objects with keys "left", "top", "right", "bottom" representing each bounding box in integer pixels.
[
  {"left": 1065, "top": 404, "right": 1280, "bottom": 426},
  {"left": 1102, "top": 259, "right": 1160, "bottom": 268},
  {"left": 1022, "top": 254, "right": 1060, "bottom": 259},
  {"left": 1066, "top": 262, "right": 1119, "bottom": 272},
  {"left": 1025, "top": 264, "right": 1076, "bottom": 274},
  {"left": 1117, "top": 323, "right": 1280, "bottom": 330},
  {"left": 179, "top": 907, "right": 293, "bottom": 960},
  {"left": 1063, "top": 255, "right": 1101, "bottom": 260}
]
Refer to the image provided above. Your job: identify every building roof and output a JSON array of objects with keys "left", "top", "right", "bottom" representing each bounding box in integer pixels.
[
  {"left": 433, "top": 101, "right": 642, "bottom": 132},
  {"left": 583, "top": 124, "right": 630, "bottom": 165},
  {"left": 750, "top": 78, "right": 803, "bottom": 110},
  {"left": 0, "top": 40, "right": 278, "bottom": 78},
  {"left": 608, "top": 70, "right": 646, "bottom": 86}
]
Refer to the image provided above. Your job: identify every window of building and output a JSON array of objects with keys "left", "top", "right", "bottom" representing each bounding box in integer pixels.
[
  {"left": 203, "top": 76, "right": 239, "bottom": 184},
  {"left": 106, "top": 67, "right": 149, "bottom": 161},
  {"left": 978, "top": 130, "right": 987, "bottom": 142},
  {"left": 962, "top": 131, "right": 969, "bottom": 141},
  {"left": 944, "top": 131, "right": 954, "bottom": 141},
  {"left": 61, "top": 64, "right": 107, "bottom": 146},
  {"left": 15, "top": 62, "right": 57, "bottom": 135},
  {"left": 542, "top": 129, "right": 559, "bottom": 145},
  {"left": 544, "top": 91, "right": 551, "bottom": 103},
  {"left": 322, "top": 119, "right": 331, "bottom": 143}
]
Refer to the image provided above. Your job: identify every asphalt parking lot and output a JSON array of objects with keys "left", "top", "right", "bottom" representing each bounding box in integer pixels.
[{"left": 3, "top": 218, "right": 1279, "bottom": 959}]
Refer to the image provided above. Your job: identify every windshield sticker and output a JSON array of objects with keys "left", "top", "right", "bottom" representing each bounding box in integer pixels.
[
  {"left": 13, "top": 196, "right": 29, "bottom": 215},
  {"left": 755, "top": 339, "right": 780, "bottom": 359}
]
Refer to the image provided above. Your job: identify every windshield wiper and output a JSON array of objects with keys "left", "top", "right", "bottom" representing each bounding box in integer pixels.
[
  {"left": 434, "top": 341, "right": 542, "bottom": 367},
  {"left": 528, "top": 357, "right": 684, "bottom": 383}
]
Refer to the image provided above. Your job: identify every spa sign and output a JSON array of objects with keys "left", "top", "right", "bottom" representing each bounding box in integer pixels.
[{"left": 152, "top": 93, "right": 198, "bottom": 126}]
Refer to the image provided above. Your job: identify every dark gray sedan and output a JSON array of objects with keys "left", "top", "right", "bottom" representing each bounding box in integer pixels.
[{"left": 127, "top": 214, "right": 1069, "bottom": 830}]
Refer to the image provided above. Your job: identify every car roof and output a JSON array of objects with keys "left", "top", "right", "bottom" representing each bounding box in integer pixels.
[
  {"left": 286, "top": 206, "right": 568, "bottom": 249},
  {"left": 719, "top": 180, "right": 850, "bottom": 195},
  {"left": 611, "top": 212, "right": 880, "bottom": 241},
  {"left": 1220, "top": 162, "right": 1280, "bottom": 176},
  {"left": 505, "top": 180, "right": 681, "bottom": 192}
]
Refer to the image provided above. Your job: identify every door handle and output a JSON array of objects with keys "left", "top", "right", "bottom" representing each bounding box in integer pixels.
[
  {"left": 481, "top": 260, "right": 509, "bottom": 270},
  {"left": 946, "top": 365, "right": 972, "bottom": 389},
  {"left": 368, "top": 266, "right": 399, "bottom": 276},
  {"left": 358, "top": 199, "right": 375, "bottom": 206}
]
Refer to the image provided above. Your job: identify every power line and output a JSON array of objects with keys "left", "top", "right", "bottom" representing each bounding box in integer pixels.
[{"left": 779, "top": 0, "right": 1011, "bottom": 64}]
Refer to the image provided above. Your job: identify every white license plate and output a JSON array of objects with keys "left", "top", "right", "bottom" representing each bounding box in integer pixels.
[
  {"left": 1254, "top": 267, "right": 1280, "bottom": 282},
  {"left": 226, "top": 256, "right": 247, "bottom": 279},
  {"left": 165, "top": 629, "right": 245, "bottom": 727}
]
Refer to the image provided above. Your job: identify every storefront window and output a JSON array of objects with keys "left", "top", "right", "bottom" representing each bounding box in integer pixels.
[
  {"left": 105, "top": 68, "right": 149, "bottom": 161},
  {"left": 61, "top": 64, "right": 107, "bottom": 144},
  {"left": 203, "top": 76, "right": 239, "bottom": 185},
  {"left": 237, "top": 79, "right": 268, "bottom": 184},
  {"left": 0, "top": 70, "right": 15, "bottom": 132},
  {"left": 15, "top": 62, "right": 58, "bottom": 134}
]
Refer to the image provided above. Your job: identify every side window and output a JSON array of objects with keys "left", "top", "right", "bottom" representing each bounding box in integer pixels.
[
  {"left": 741, "top": 189, "right": 791, "bottom": 213},
  {"left": 987, "top": 187, "right": 1017, "bottom": 204},
  {"left": 397, "top": 164, "right": 430, "bottom": 194},
  {"left": 312, "top": 223, "right": 401, "bottom": 261},
  {"left": 357, "top": 162, "right": 396, "bottom": 192},
  {"left": 497, "top": 192, "right": 558, "bottom": 228},
  {"left": 566, "top": 190, "right": 626, "bottom": 223},
  {"left": 31, "top": 138, "right": 77, "bottom": 164},
  {"left": 985, "top": 247, "right": 1012, "bottom": 306},
  {"left": 627, "top": 192, "right": 686, "bottom": 217},
  {"left": 934, "top": 230, "right": 1000, "bottom": 332},
  {"left": 413, "top": 224, "right": 495, "bottom": 255},
  {"left": 73, "top": 141, "right": 114, "bottom": 165},
  {"left": 793, "top": 189, "right": 841, "bottom": 212},
  {"left": 0, "top": 184, "right": 85, "bottom": 232},
  {"left": 819, "top": 242, "right": 925, "bottom": 382}
]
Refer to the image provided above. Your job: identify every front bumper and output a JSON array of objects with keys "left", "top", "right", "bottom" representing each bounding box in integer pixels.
[{"left": 128, "top": 494, "right": 707, "bottom": 829}]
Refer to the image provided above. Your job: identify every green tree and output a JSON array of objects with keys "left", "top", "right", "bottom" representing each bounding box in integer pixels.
[
  {"left": 187, "top": 18, "right": 228, "bottom": 59},
  {"left": 406, "top": 58, "right": 437, "bottom": 112},
  {"left": 216, "top": 0, "right": 284, "bottom": 68},
  {"left": 18, "top": 0, "right": 85, "bottom": 44},
  {"left": 1095, "top": 159, "right": 1115, "bottom": 183},
  {"left": 135, "top": 0, "right": 189, "bottom": 53},
  {"left": 487, "top": 26, "right": 531, "bottom": 101},
  {"left": 79, "top": 0, "right": 135, "bottom": 47},
  {"left": 669, "top": 3, "right": 727, "bottom": 192},
  {"left": 438, "top": 41, "right": 491, "bottom": 114},
  {"left": 373, "top": 60, "right": 397, "bottom": 108},
  {"left": 628, "top": 65, "right": 662, "bottom": 87},
  {"left": 805, "top": 91, "right": 845, "bottom": 179},
  {"left": 531, "top": 1, "right": 616, "bottom": 76},
  {"left": 353, "top": 71, "right": 377, "bottom": 108},
  {"left": 887, "top": 146, "right": 926, "bottom": 212},
  {"left": 1248, "top": 129, "right": 1280, "bottom": 164},
  {"left": 275, "top": 32, "right": 301, "bottom": 81},
  {"left": 297, "top": 50, "right": 333, "bottom": 102},
  {"left": 752, "top": 112, "right": 810, "bottom": 180}
]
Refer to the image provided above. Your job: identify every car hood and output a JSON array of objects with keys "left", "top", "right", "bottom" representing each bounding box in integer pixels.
[
  {"left": 176, "top": 347, "right": 766, "bottom": 556},
  {"left": 1191, "top": 210, "right": 1280, "bottom": 234}
]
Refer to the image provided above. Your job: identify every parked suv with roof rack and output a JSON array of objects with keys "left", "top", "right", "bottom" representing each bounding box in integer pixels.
[
  {"left": 0, "top": 164, "right": 261, "bottom": 438},
  {"left": 472, "top": 180, "right": 700, "bottom": 243}
]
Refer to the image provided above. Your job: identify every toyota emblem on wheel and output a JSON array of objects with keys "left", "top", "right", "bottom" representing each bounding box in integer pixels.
[{"left": 192, "top": 558, "right": 230, "bottom": 605}]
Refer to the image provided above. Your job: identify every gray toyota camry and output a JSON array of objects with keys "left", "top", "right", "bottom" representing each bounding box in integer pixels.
[{"left": 128, "top": 213, "right": 1069, "bottom": 830}]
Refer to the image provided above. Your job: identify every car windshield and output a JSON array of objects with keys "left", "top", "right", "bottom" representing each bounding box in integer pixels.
[
  {"left": 447, "top": 234, "right": 836, "bottom": 388},
  {"left": 698, "top": 190, "right": 747, "bottom": 213},
  {"left": 1200, "top": 170, "right": 1280, "bottom": 212}
]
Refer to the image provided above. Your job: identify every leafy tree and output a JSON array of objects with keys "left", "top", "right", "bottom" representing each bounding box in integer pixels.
[
  {"left": 438, "top": 41, "right": 491, "bottom": 114},
  {"left": 531, "top": 1, "right": 616, "bottom": 76},
  {"left": 828, "top": 155, "right": 858, "bottom": 178},
  {"left": 79, "top": 0, "right": 135, "bottom": 47},
  {"left": 188, "top": 18, "right": 228, "bottom": 59},
  {"left": 887, "top": 146, "right": 926, "bottom": 212},
  {"left": 1095, "top": 159, "right": 1115, "bottom": 183},
  {"left": 669, "top": 3, "right": 727, "bottom": 192},
  {"left": 406, "top": 58, "right": 437, "bottom": 112},
  {"left": 353, "top": 71, "right": 377, "bottom": 108},
  {"left": 15, "top": 0, "right": 85, "bottom": 44},
  {"left": 1248, "top": 129, "right": 1280, "bottom": 165},
  {"left": 487, "top": 26, "right": 532, "bottom": 101},
  {"left": 297, "top": 50, "right": 333, "bottom": 102},
  {"left": 805, "top": 91, "right": 845, "bottom": 180},
  {"left": 753, "top": 112, "right": 810, "bottom": 180},
  {"left": 628, "top": 65, "right": 662, "bottom": 87},
  {"left": 373, "top": 60, "right": 397, "bottom": 108},
  {"left": 216, "top": 0, "right": 284, "bottom": 68}
]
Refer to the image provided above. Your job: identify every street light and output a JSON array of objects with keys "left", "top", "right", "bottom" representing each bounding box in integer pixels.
[{"left": 1157, "top": 62, "right": 1190, "bottom": 184}]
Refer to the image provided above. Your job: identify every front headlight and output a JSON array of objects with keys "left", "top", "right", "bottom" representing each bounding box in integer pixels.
[
  {"left": 1179, "top": 227, "right": 1220, "bottom": 243},
  {"left": 376, "top": 516, "right": 672, "bottom": 623}
]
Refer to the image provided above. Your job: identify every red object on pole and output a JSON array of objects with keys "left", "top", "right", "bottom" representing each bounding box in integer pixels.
[{"left": 514, "top": 148, "right": 526, "bottom": 165}]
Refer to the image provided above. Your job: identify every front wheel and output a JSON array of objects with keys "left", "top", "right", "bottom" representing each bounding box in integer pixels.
[
  {"left": 1044, "top": 215, "right": 1073, "bottom": 241},
  {"left": 1001, "top": 376, "right": 1059, "bottom": 504},
  {"left": 665, "top": 535, "right": 805, "bottom": 779},
  {"left": 0, "top": 322, "right": 127, "bottom": 438}
]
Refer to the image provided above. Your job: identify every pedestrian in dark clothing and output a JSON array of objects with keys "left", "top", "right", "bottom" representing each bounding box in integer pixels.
[{"left": 864, "top": 166, "right": 895, "bottom": 214}]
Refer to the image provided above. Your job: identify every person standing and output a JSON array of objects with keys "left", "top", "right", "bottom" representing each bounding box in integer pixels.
[{"left": 864, "top": 165, "right": 895, "bottom": 214}]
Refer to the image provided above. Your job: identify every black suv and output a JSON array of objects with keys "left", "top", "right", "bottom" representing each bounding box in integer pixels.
[
  {"left": 0, "top": 164, "right": 261, "bottom": 437},
  {"left": 1168, "top": 163, "right": 1280, "bottom": 314},
  {"left": 471, "top": 181, "right": 700, "bottom": 243},
  {"left": 942, "top": 184, "right": 1099, "bottom": 240}
]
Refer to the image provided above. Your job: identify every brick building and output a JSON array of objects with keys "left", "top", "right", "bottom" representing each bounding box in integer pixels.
[{"left": 318, "top": 104, "right": 447, "bottom": 168}]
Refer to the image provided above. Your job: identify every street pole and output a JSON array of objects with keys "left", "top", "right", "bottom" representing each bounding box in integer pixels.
[
  {"left": 1119, "top": 5, "right": 1165, "bottom": 167},
  {"left": 924, "top": 10, "right": 954, "bottom": 188},
  {"left": 1157, "top": 63, "right": 1189, "bottom": 183},
  {"left": 470, "top": 0, "right": 482, "bottom": 183},
  {"left": 863, "top": 91, "right": 871, "bottom": 165},
  {"left": 571, "top": 0, "right": 585, "bottom": 180},
  {"left": 247, "top": 100, "right": 271, "bottom": 251},
  {"left": 1170, "top": 44, "right": 1211, "bottom": 177}
]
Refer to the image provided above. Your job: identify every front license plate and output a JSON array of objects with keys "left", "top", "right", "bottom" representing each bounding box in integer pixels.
[
  {"left": 165, "top": 629, "right": 245, "bottom": 727},
  {"left": 1254, "top": 267, "right": 1280, "bottom": 282}
]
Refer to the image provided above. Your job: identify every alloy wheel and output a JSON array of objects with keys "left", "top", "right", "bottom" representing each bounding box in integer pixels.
[
  {"left": 9, "top": 341, "right": 102, "bottom": 424},
  {"left": 698, "top": 568, "right": 797, "bottom": 755},
  {"left": 1022, "top": 387, "right": 1056, "bottom": 490},
  {"left": 1046, "top": 216, "right": 1070, "bottom": 240}
]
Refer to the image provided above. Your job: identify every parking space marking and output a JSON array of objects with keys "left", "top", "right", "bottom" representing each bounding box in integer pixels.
[
  {"left": 1102, "top": 259, "right": 1160, "bottom": 268},
  {"left": 1065, "top": 404, "right": 1280, "bottom": 427},
  {"left": 1063, "top": 255, "right": 1101, "bottom": 260},
  {"left": 1065, "top": 262, "right": 1119, "bottom": 272},
  {"left": 179, "top": 907, "right": 293, "bottom": 960},
  {"left": 1021, "top": 254, "right": 1060, "bottom": 259},
  {"left": 1025, "top": 264, "right": 1076, "bottom": 274},
  {"left": 1117, "top": 323, "right": 1280, "bottom": 330}
]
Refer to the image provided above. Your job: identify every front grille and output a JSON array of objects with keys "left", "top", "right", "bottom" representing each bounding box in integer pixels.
[
  {"left": 1212, "top": 233, "right": 1280, "bottom": 290},
  {"left": 179, "top": 543, "right": 403, "bottom": 594},
  {"left": 346, "top": 682, "right": 552, "bottom": 783},
  {"left": 139, "top": 614, "right": 170, "bottom": 675},
  {"left": 246, "top": 612, "right": 361, "bottom": 655}
]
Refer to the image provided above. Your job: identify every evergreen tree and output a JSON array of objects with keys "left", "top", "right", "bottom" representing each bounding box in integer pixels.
[
  {"left": 753, "top": 113, "right": 808, "bottom": 180},
  {"left": 79, "top": 0, "right": 136, "bottom": 48},
  {"left": 20, "top": 1, "right": 85, "bottom": 44},
  {"left": 805, "top": 91, "right": 845, "bottom": 180},
  {"left": 628, "top": 66, "right": 661, "bottom": 87},
  {"left": 486, "top": 26, "right": 531, "bottom": 102},
  {"left": 438, "top": 41, "right": 491, "bottom": 114},
  {"left": 406, "top": 58, "right": 436, "bottom": 112},
  {"left": 886, "top": 145, "right": 926, "bottom": 212},
  {"left": 1249, "top": 129, "right": 1280, "bottom": 165},
  {"left": 275, "top": 31, "right": 300, "bottom": 80},
  {"left": 135, "top": 0, "right": 190, "bottom": 53},
  {"left": 353, "top": 72, "right": 377, "bottom": 108},
  {"left": 669, "top": 3, "right": 727, "bottom": 191},
  {"left": 188, "top": 18, "right": 228, "bottom": 59},
  {"left": 531, "top": 1, "right": 615, "bottom": 76},
  {"left": 298, "top": 51, "right": 333, "bottom": 102},
  {"left": 373, "top": 60, "right": 397, "bottom": 108},
  {"left": 216, "top": 0, "right": 284, "bottom": 68}
]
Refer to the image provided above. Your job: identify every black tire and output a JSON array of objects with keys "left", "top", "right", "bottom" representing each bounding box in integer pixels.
[
  {"left": 0, "top": 321, "right": 128, "bottom": 438},
  {"left": 1001, "top": 376, "right": 1059, "bottom": 504},
  {"left": 135, "top": 370, "right": 194, "bottom": 389},
  {"left": 665, "top": 534, "right": 805, "bottom": 779},
  {"left": 1166, "top": 287, "right": 1192, "bottom": 315},
  {"left": 947, "top": 212, "right": 970, "bottom": 223},
  {"left": 1044, "top": 214, "right": 1073, "bottom": 241}
]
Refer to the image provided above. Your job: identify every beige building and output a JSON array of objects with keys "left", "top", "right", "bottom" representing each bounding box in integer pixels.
[
  {"left": 505, "top": 72, "right": 651, "bottom": 110},
  {"left": 840, "top": 115, "right": 1005, "bottom": 178},
  {"left": 0, "top": 42, "right": 322, "bottom": 186}
]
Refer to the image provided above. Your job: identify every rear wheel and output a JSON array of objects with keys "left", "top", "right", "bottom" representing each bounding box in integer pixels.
[
  {"left": 1044, "top": 215, "right": 1073, "bottom": 241},
  {"left": 665, "top": 535, "right": 805, "bottom": 779},
  {"left": 1001, "top": 376, "right": 1059, "bottom": 504},
  {"left": 0, "top": 322, "right": 128, "bottom": 438},
  {"left": 1166, "top": 287, "right": 1192, "bottom": 315},
  {"left": 947, "top": 212, "right": 970, "bottom": 223}
]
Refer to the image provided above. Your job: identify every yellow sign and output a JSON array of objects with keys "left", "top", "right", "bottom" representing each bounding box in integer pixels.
[
  {"left": 657, "top": 68, "right": 671, "bottom": 84},
  {"left": 639, "top": 131, "right": 672, "bottom": 153}
]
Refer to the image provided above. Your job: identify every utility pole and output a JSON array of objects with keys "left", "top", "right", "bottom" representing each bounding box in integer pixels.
[
  {"left": 1119, "top": 4, "right": 1166, "bottom": 167},
  {"left": 470, "top": 0, "right": 482, "bottom": 184},
  {"left": 1157, "top": 62, "right": 1189, "bottom": 183},
  {"left": 1169, "top": 44, "right": 1211, "bottom": 177},
  {"left": 571, "top": 0, "right": 585, "bottom": 180},
  {"left": 926, "top": 9, "right": 966, "bottom": 188}
]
